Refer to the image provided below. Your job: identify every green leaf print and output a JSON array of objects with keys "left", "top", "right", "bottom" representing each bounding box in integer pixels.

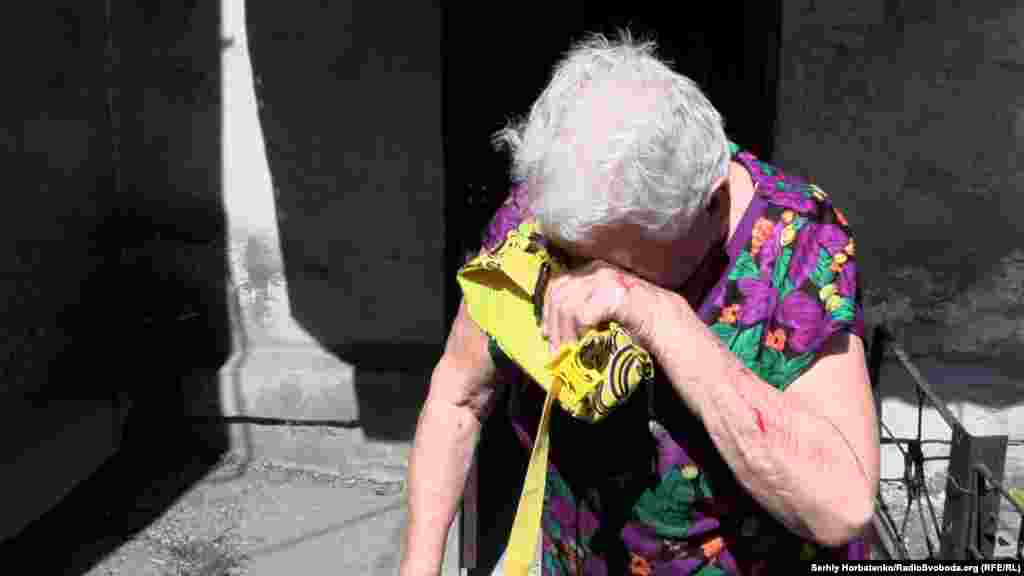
[
  {"left": 756, "top": 349, "right": 815, "bottom": 390},
  {"left": 545, "top": 513, "right": 562, "bottom": 540},
  {"left": 632, "top": 467, "right": 696, "bottom": 538},
  {"left": 831, "top": 298, "right": 856, "bottom": 322},
  {"left": 772, "top": 246, "right": 793, "bottom": 291},
  {"left": 810, "top": 248, "right": 835, "bottom": 288},
  {"left": 764, "top": 371, "right": 791, "bottom": 390},
  {"left": 728, "top": 250, "right": 759, "bottom": 281},
  {"left": 781, "top": 277, "right": 797, "bottom": 300},
  {"left": 754, "top": 351, "right": 789, "bottom": 390},
  {"left": 761, "top": 366, "right": 790, "bottom": 389},
  {"left": 783, "top": 353, "right": 816, "bottom": 383},
  {"left": 546, "top": 468, "right": 574, "bottom": 501},
  {"left": 697, "top": 472, "right": 714, "bottom": 500},
  {"left": 760, "top": 347, "right": 785, "bottom": 374},
  {"left": 732, "top": 325, "right": 764, "bottom": 368},
  {"left": 709, "top": 322, "right": 739, "bottom": 348},
  {"left": 543, "top": 553, "right": 560, "bottom": 574}
]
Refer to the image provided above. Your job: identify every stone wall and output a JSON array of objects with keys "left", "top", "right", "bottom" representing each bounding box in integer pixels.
[
  {"left": 776, "top": 2, "right": 1024, "bottom": 549},
  {"left": 775, "top": 0, "right": 1024, "bottom": 365}
]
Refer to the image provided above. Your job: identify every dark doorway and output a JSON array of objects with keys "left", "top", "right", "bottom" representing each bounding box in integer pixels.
[{"left": 442, "top": 5, "right": 782, "bottom": 573}]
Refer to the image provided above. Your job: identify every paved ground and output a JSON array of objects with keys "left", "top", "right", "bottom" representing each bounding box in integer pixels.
[
  {"left": 0, "top": 408, "right": 448, "bottom": 576},
  {"left": 52, "top": 450, "right": 1019, "bottom": 574},
  {"left": 79, "top": 453, "right": 412, "bottom": 576},
  {"left": 7, "top": 430, "right": 1022, "bottom": 575},
  {"left": 6, "top": 343, "right": 1021, "bottom": 574}
]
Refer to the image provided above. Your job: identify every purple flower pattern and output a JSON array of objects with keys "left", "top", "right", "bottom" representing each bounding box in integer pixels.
[{"left": 482, "top": 181, "right": 532, "bottom": 252}]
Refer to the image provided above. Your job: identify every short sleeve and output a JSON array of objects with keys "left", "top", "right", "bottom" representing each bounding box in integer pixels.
[
  {"left": 813, "top": 193, "right": 865, "bottom": 341},
  {"left": 704, "top": 180, "right": 864, "bottom": 391},
  {"left": 481, "top": 182, "right": 532, "bottom": 252},
  {"left": 762, "top": 187, "right": 864, "bottom": 389}
]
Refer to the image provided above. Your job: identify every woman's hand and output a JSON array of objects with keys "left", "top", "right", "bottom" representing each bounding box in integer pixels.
[{"left": 539, "top": 259, "right": 659, "bottom": 353}]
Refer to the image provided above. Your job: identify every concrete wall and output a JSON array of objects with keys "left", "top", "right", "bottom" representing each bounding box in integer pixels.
[
  {"left": 193, "top": 0, "right": 447, "bottom": 487},
  {"left": 776, "top": 0, "right": 1024, "bottom": 364},
  {"left": 243, "top": 0, "right": 445, "bottom": 439},
  {"left": 229, "top": 1, "right": 450, "bottom": 571},
  {"left": 775, "top": 1, "right": 1024, "bottom": 541}
]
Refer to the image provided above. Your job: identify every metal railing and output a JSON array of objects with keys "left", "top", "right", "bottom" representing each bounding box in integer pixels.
[
  {"left": 965, "top": 463, "right": 1024, "bottom": 561},
  {"left": 868, "top": 324, "right": 1023, "bottom": 561}
]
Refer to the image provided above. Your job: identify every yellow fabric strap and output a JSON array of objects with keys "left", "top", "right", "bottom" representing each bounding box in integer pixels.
[
  {"left": 455, "top": 221, "right": 655, "bottom": 576},
  {"left": 502, "top": 377, "right": 562, "bottom": 576}
]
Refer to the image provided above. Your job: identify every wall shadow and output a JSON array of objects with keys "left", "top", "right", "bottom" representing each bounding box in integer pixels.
[
  {"left": 874, "top": 355, "right": 1024, "bottom": 411},
  {"left": 245, "top": 1, "right": 447, "bottom": 444},
  {"left": 0, "top": 2, "right": 232, "bottom": 573}
]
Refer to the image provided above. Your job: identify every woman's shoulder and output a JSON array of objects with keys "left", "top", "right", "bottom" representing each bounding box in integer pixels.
[
  {"left": 711, "top": 150, "right": 864, "bottom": 390},
  {"left": 735, "top": 150, "right": 853, "bottom": 232}
]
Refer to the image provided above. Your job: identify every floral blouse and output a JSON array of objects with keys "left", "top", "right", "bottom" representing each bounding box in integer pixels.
[{"left": 480, "top": 143, "right": 868, "bottom": 575}]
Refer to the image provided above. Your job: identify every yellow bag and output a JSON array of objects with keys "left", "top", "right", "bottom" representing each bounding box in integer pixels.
[{"left": 456, "top": 219, "right": 655, "bottom": 576}]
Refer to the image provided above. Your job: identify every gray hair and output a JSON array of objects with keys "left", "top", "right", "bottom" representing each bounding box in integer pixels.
[{"left": 492, "top": 30, "right": 731, "bottom": 244}]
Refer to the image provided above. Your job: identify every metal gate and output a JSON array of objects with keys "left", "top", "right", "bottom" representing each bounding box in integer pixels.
[{"left": 868, "top": 324, "right": 1024, "bottom": 561}]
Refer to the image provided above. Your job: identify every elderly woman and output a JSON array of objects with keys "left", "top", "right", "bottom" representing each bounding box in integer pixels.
[{"left": 402, "top": 31, "right": 880, "bottom": 575}]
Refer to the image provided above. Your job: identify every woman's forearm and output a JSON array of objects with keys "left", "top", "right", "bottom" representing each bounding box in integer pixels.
[
  {"left": 643, "top": 289, "right": 874, "bottom": 546},
  {"left": 401, "top": 397, "right": 481, "bottom": 576}
]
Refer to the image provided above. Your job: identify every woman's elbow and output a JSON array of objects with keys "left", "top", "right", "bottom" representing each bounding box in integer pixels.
[{"left": 812, "top": 483, "right": 877, "bottom": 548}]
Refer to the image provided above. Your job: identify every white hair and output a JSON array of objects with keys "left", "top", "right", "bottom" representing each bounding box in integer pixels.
[{"left": 492, "top": 30, "right": 731, "bottom": 245}]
